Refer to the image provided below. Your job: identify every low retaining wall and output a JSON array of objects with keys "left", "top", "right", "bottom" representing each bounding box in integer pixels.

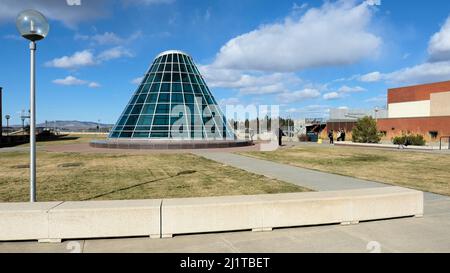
[
  {"left": 0, "top": 187, "right": 423, "bottom": 242},
  {"left": 90, "top": 139, "right": 254, "bottom": 150},
  {"left": 161, "top": 187, "right": 423, "bottom": 237}
]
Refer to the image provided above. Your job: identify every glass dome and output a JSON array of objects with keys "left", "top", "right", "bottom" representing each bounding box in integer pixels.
[
  {"left": 16, "top": 10, "right": 49, "bottom": 41},
  {"left": 108, "top": 50, "right": 235, "bottom": 140}
]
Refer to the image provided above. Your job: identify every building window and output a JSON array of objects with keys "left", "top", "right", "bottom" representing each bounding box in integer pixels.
[{"left": 429, "top": 131, "right": 438, "bottom": 139}]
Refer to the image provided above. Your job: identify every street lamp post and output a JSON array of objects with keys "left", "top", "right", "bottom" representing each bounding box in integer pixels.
[
  {"left": 5, "top": 115, "right": 10, "bottom": 135},
  {"left": 16, "top": 10, "right": 49, "bottom": 202}
]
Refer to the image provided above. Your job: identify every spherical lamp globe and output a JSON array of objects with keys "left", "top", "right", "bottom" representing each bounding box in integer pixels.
[{"left": 16, "top": 10, "right": 49, "bottom": 42}]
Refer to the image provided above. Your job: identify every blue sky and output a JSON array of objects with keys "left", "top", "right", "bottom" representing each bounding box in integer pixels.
[{"left": 1, "top": 0, "right": 450, "bottom": 125}]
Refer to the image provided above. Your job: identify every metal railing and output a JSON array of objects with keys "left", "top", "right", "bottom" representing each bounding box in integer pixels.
[{"left": 439, "top": 136, "right": 450, "bottom": 150}]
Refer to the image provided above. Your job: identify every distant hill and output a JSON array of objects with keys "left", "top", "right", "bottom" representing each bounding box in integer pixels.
[{"left": 36, "top": 120, "right": 113, "bottom": 131}]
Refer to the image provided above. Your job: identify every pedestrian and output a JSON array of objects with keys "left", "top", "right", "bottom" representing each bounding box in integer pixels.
[
  {"left": 336, "top": 129, "right": 341, "bottom": 141},
  {"left": 341, "top": 129, "right": 346, "bottom": 141},
  {"left": 278, "top": 128, "right": 286, "bottom": 146},
  {"left": 328, "top": 130, "right": 334, "bottom": 144}
]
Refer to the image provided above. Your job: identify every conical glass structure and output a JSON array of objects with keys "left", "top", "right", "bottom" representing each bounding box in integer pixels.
[{"left": 109, "top": 50, "right": 235, "bottom": 140}]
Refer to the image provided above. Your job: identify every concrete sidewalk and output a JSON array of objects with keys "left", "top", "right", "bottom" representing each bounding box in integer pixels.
[{"left": 194, "top": 152, "right": 447, "bottom": 202}]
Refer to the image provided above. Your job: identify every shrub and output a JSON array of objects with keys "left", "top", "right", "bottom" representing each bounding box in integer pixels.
[
  {"left": 392, "top": 134, "right": 426, "bottom": 146},
  {"left": 351, "top": 116, "right": 382, "bottom": 143}
]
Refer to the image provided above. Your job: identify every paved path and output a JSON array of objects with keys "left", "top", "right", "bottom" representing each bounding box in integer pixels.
[
  {"left": 195, "top": 152, "right": 386, "bottom": 192},
  {"left": 194, "top": 151, "right": 447, "bottom": 201}
]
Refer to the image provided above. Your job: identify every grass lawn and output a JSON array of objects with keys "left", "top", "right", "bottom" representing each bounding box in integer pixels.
[
  {"left": 0, "top": 150, "right": 308, "bottom": 202},
  {"left": 240, "top": 145, "right": 450, "bottom": 196},
  {"left": 16, "top": 133, "right": 107, "bottom": 147}
]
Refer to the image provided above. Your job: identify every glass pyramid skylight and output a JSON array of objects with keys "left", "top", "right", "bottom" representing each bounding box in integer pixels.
[{"left": 109, "top": 50, "right": 235, "bottom": 140}]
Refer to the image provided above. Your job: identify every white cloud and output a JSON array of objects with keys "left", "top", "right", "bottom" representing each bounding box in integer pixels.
[
  {"left": 322, "top": 85, "right": 365, "bottom": 100},
  {"left": 88, "top": 82, "right": 101, "bottom": 88},
  {"left": 46, "top": 47, "right": 133, "bottom": 69},
  {"left": 0, "top": 0, "right": 108, "bottom": 28},
  {"left": 75, "top": 31, "right": 142, "bottom": 46},
  {"left": 383, "top": 61, "right": 450, "bottom": 84},
  {"left": 359, "top": 71, "right": 382, "bottom": 82},
  {"left": 277, "top": 88, "right": 320, "bottom": 103},
  {"left": 240, "top": 84, "right": 286, "bottom": 95},
  {"left": 46, "top": 50, "right": 96, "bottom": 69},
  {"left": 323, "top": 92, "right": 342, "bottom": 100},
  {"left": 131, "top": 76, "right": 144, "bottom": 85},
  {"left": 338, "top": 85, "right": 366, "bottom": 93},
  {"left": 212, "top": 1, "right": 381, "bottom": 72},
  {"left": 97, "top": 46, "right": 133, "bottom": 62},
  {"left": 53, "top": 76, "right": 100, "bottom": 88},
  {"left": 53, "top": 76, "right": 86, "bottom": 86},
  {"left": 428, "top": 16, "right": 450, "bottom": 62},
  {"left": 359, "top": 61, "right": 450, "bottom": 85},
  {"left": 199, "top": 65, "right": 302, "bottom": 95}
]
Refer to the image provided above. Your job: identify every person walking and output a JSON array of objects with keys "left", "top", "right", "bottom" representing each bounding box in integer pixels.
[
  {"left": 278, "top": 128, "right": 286, "bottom": 146},
  {"left": 328, "top": 130, "right": 334, "bottom": 144},
  {"left": 341, "top": 129, "right": 346, "bottom": 141}
]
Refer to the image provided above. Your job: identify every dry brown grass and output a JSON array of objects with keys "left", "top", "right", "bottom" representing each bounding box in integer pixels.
[
  {"left": 0, "top": 151, "right": 308, "bottom": 202},
  {"left": 241, "top": 145, "right": 450, "bottom": 196}
]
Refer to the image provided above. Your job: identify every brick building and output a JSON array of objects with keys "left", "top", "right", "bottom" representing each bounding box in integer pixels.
[{"left": 377, "top": 80, "right": 450, "bottom": 140}]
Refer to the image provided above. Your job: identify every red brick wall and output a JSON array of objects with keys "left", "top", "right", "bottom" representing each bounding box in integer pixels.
[
  {"left": 388, "top": 80, "right": 450, "bottom": 104},
  {"left": 377, "top": 116, "right": 450, "bottom": 139}
]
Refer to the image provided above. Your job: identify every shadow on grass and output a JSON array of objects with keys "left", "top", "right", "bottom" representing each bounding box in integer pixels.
[{"left": 82, "top": 170, "right": 197, "bottom": 201}]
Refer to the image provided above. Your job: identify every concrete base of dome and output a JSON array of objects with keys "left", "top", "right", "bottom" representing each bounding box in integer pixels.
[{"left": 90, "top": 139, "right": 254, "bottom": 149}]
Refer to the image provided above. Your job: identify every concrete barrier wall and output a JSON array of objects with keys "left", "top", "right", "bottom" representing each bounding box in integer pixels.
[
  {"left": 48, "top": 199, "right": 162, "bottom": 242},
  {"left": 0, "top": 187, "right": 423, "bottom": 242},
  {"left": 0, "top": 202, "right": 62, "bottom": 241},
  {"left": 161, "top": 187, "right": 423, "bottom": 237}
]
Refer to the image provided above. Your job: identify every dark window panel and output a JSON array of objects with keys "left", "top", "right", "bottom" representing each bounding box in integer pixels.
[
  {"left": 171, "top": 93, "right": 184, "bottom": 103},
  {"left": 132, "top": 132, "right": 150, "bottom": 138},
  {"left": 150, "top": 131, "right": 169, "bottom": 138},
  {"left": 125, "top": 115, "right": 139, "bottom": 126},
  {"left": 131, "top": 104, "right": 143, "bottom": 114},
  {"left": 145, "top": 94, "right": 158, "bottom": 103},
  {"left": 137, "top": 115, "right": 153, "bottom": 125},
  {"left": 158, "top": 93, "right": 170, "bottom": 102},
  {"left": 153, "top": 115, "right": 169, "bottom": 125},
  {"left": 163, "top": 73, "right": 171, "bottom": 82},
  {"left": 164, "top": 63, "right": 172, "bottom": 72},
  {"left": 183, "top": 83, "right": 193, "bottom": 93},
  {"left": 142, "top": 103, "right": 156, "bottom": 114},
  {"left": 172, "top": 73, "right": 181, "bottom": 82},
  {"left": 118, "top": 115, "right": 129, "bottom": 125},
  {"left": 154, "top": 73, "right": 163, "bottom": 82},
  {"left": 119, "top": 132, "right": 133, "bottom": 138},
  {"left": 155, "top": 103, "right": 170, "bottom": 114},
  {"left": 172, "top": 83, "right": 182, "bottom": 92},
  {"left": 150, "top": 83, "right": 161, "bottom": 93},
  {"left": 136, "top": 94, "right": 147, "bottom": 104},
  {"left": 160, "top": 83, "right": 170, "bottom": 92}
]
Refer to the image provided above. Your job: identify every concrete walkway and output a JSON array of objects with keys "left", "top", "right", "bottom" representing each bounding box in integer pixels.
[{"left": 195, "top": 152, "right": 447, "bottom": 202}]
